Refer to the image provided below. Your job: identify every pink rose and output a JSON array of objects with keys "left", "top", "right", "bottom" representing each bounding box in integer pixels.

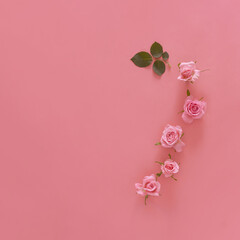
[
  {"left": 160, "top": 124, "right": 185, "bottom": 152},
  {"left": 178, "top": 61, "right": 200, "bottom": 82},
  {"left": 161, "top": 159, "right": 179, "bottom": 178},
  {"left": 182, "top": 96, "right": 207, "bottom": 123},
  {"left": 135, "top": 174, "right": 160, "bottom": 197}
]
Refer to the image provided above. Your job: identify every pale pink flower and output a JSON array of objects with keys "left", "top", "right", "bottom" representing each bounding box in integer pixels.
[
  {"left": 161, "top": 159, "right": 179, "bottom": 178},
  {"left": 160, "top": 124, "right": 185, "bottom": 152},
  {"left": 178, "top": 61, "right": 200, "bottom": 82},
  {"left": 182, "top": 96, "right": 207, "bottom": 123},
  {"left": 135, "top": 174, "right": 160, "bottom": 197}
]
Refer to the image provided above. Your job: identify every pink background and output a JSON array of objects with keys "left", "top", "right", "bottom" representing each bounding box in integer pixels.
[{"left": 0, "top": 0, "right": 240, "bottom": 239}]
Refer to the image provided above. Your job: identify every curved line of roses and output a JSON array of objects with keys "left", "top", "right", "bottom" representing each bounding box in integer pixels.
[{"left": 135, "top": 61, "right": 207, "bottom": 205}]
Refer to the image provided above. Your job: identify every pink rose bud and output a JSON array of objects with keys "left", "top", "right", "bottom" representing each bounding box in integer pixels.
[
  {"left": 160, "top": 124, "right": 185, "bottom": 152},
  {"left": 135, "top": 174, "right": 161, "bottom": 197},
  {"left": 161, "top": 159, "right": 179, "bottom": 178},
  {"left": 182, "top": 96, "right": 207, "bottom": 124},
  {"left": 178, "top": 61, "right": 200, "bottom": 82}
]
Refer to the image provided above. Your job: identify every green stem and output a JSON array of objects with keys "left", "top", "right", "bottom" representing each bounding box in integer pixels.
[
  {"left": 156, "top": 171, "right": 162, "bottom": 179},
  {"left": 145, "top": 195, "right": 148, "bottom": 205},
  {"left": 178, "top": 110, "right": 184, "bottom": 114},
  {"left": 200, "top": 69, "right": 210, "bottom": 72},
  {"left": 164, "top": 60, "right": 171, "bottom": 68},
  {"left": 171, "top": 175, "right": 177, "bottom": 181}
]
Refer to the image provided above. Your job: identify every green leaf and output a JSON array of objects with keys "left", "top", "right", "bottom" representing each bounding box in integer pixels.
[
  {"left": 168, "top": 153, "right": 171, "bottom": 159},
  {"left": 153, "top": 60, "right": 165, "bottom": 76},
  {"left": 131, "top": 52, "right": 152, "bottom": 67},
  {"left": 156, "top": 172, "right": 162, "bottom": 177},
  {"left": 180, "top": 133, "right": 184, "bottom": 139},
  {"left": 155, "top": 161, "right": 163, "bottom": 165},
  {"left": 187, "top": 89, "right": 190, "bottom": 96},
  {"left": 162, "top": 52, "right": 169, "bottom": 61},
  {"left": 178, "top": 63, "right": 181, "bottom": 68},
  {"left": 150, "top": 42, "right": 163, "bottom": 58},
  {"left": 155, "top": 142, "right": 161, "bottom": 145},
  {"left": 178, "top": 110, "right": 184, "bottom": 114}
]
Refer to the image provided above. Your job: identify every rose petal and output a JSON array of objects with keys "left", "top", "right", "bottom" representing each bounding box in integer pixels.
[
  {"left": 182, "top": 112, "right": 194, "bottom": 124},
  {"left": 186, "top": 96, "right": 193, "bottom": 101},
  {"left": 173, "top": 163, "right": 180, "bottom": 173},
  {"left": 160, "top": 138, "right": 172, "bottom": 148},
  {"left": 179, "top": 61, "right": 196, "bottom": 69},
  {"left": 136, "top": 189, "right": 145, "bottom": 196},
  {"left": 177, "top": 76, "right": 189, "bottom": 81},
  {"left": 135, "top": 183, "right": 142, "bottom": 190},
  {"left": 192, "top": 110, "right": 204, "bottom": 119},
  {"left": 175, "top": 125, "right": 183, "bottom": 136},
  {"left": 192, "top": 70, "right": 200, "bottom": 81},
  {"left": 155, "top": 181, "right": 161, "bottom": 193},
  {"left": 148, "top": 192, "right": 159, "bottom": 197},
  {"left": 143, "top": 174, "right": 156, "bottom": 186},
  {"left": 174, "top": 140, "right": 185, "bottom": 152}
]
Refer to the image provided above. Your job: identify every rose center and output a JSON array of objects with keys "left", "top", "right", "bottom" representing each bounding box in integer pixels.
[
  {"left": 181, "top": 69, "right": 193, "bottom": 78},
  {"left": 166, "top": 131, "right": 177, "bottom": 143},
  {"left": 165, "top": 164, "right": 173, "bottom": 170},
  {"left": 145, "top": 182, "right": 156, "bottom": 191},
  {"left": 189, "top": 103, "right": 200, "bottom": 114}
]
